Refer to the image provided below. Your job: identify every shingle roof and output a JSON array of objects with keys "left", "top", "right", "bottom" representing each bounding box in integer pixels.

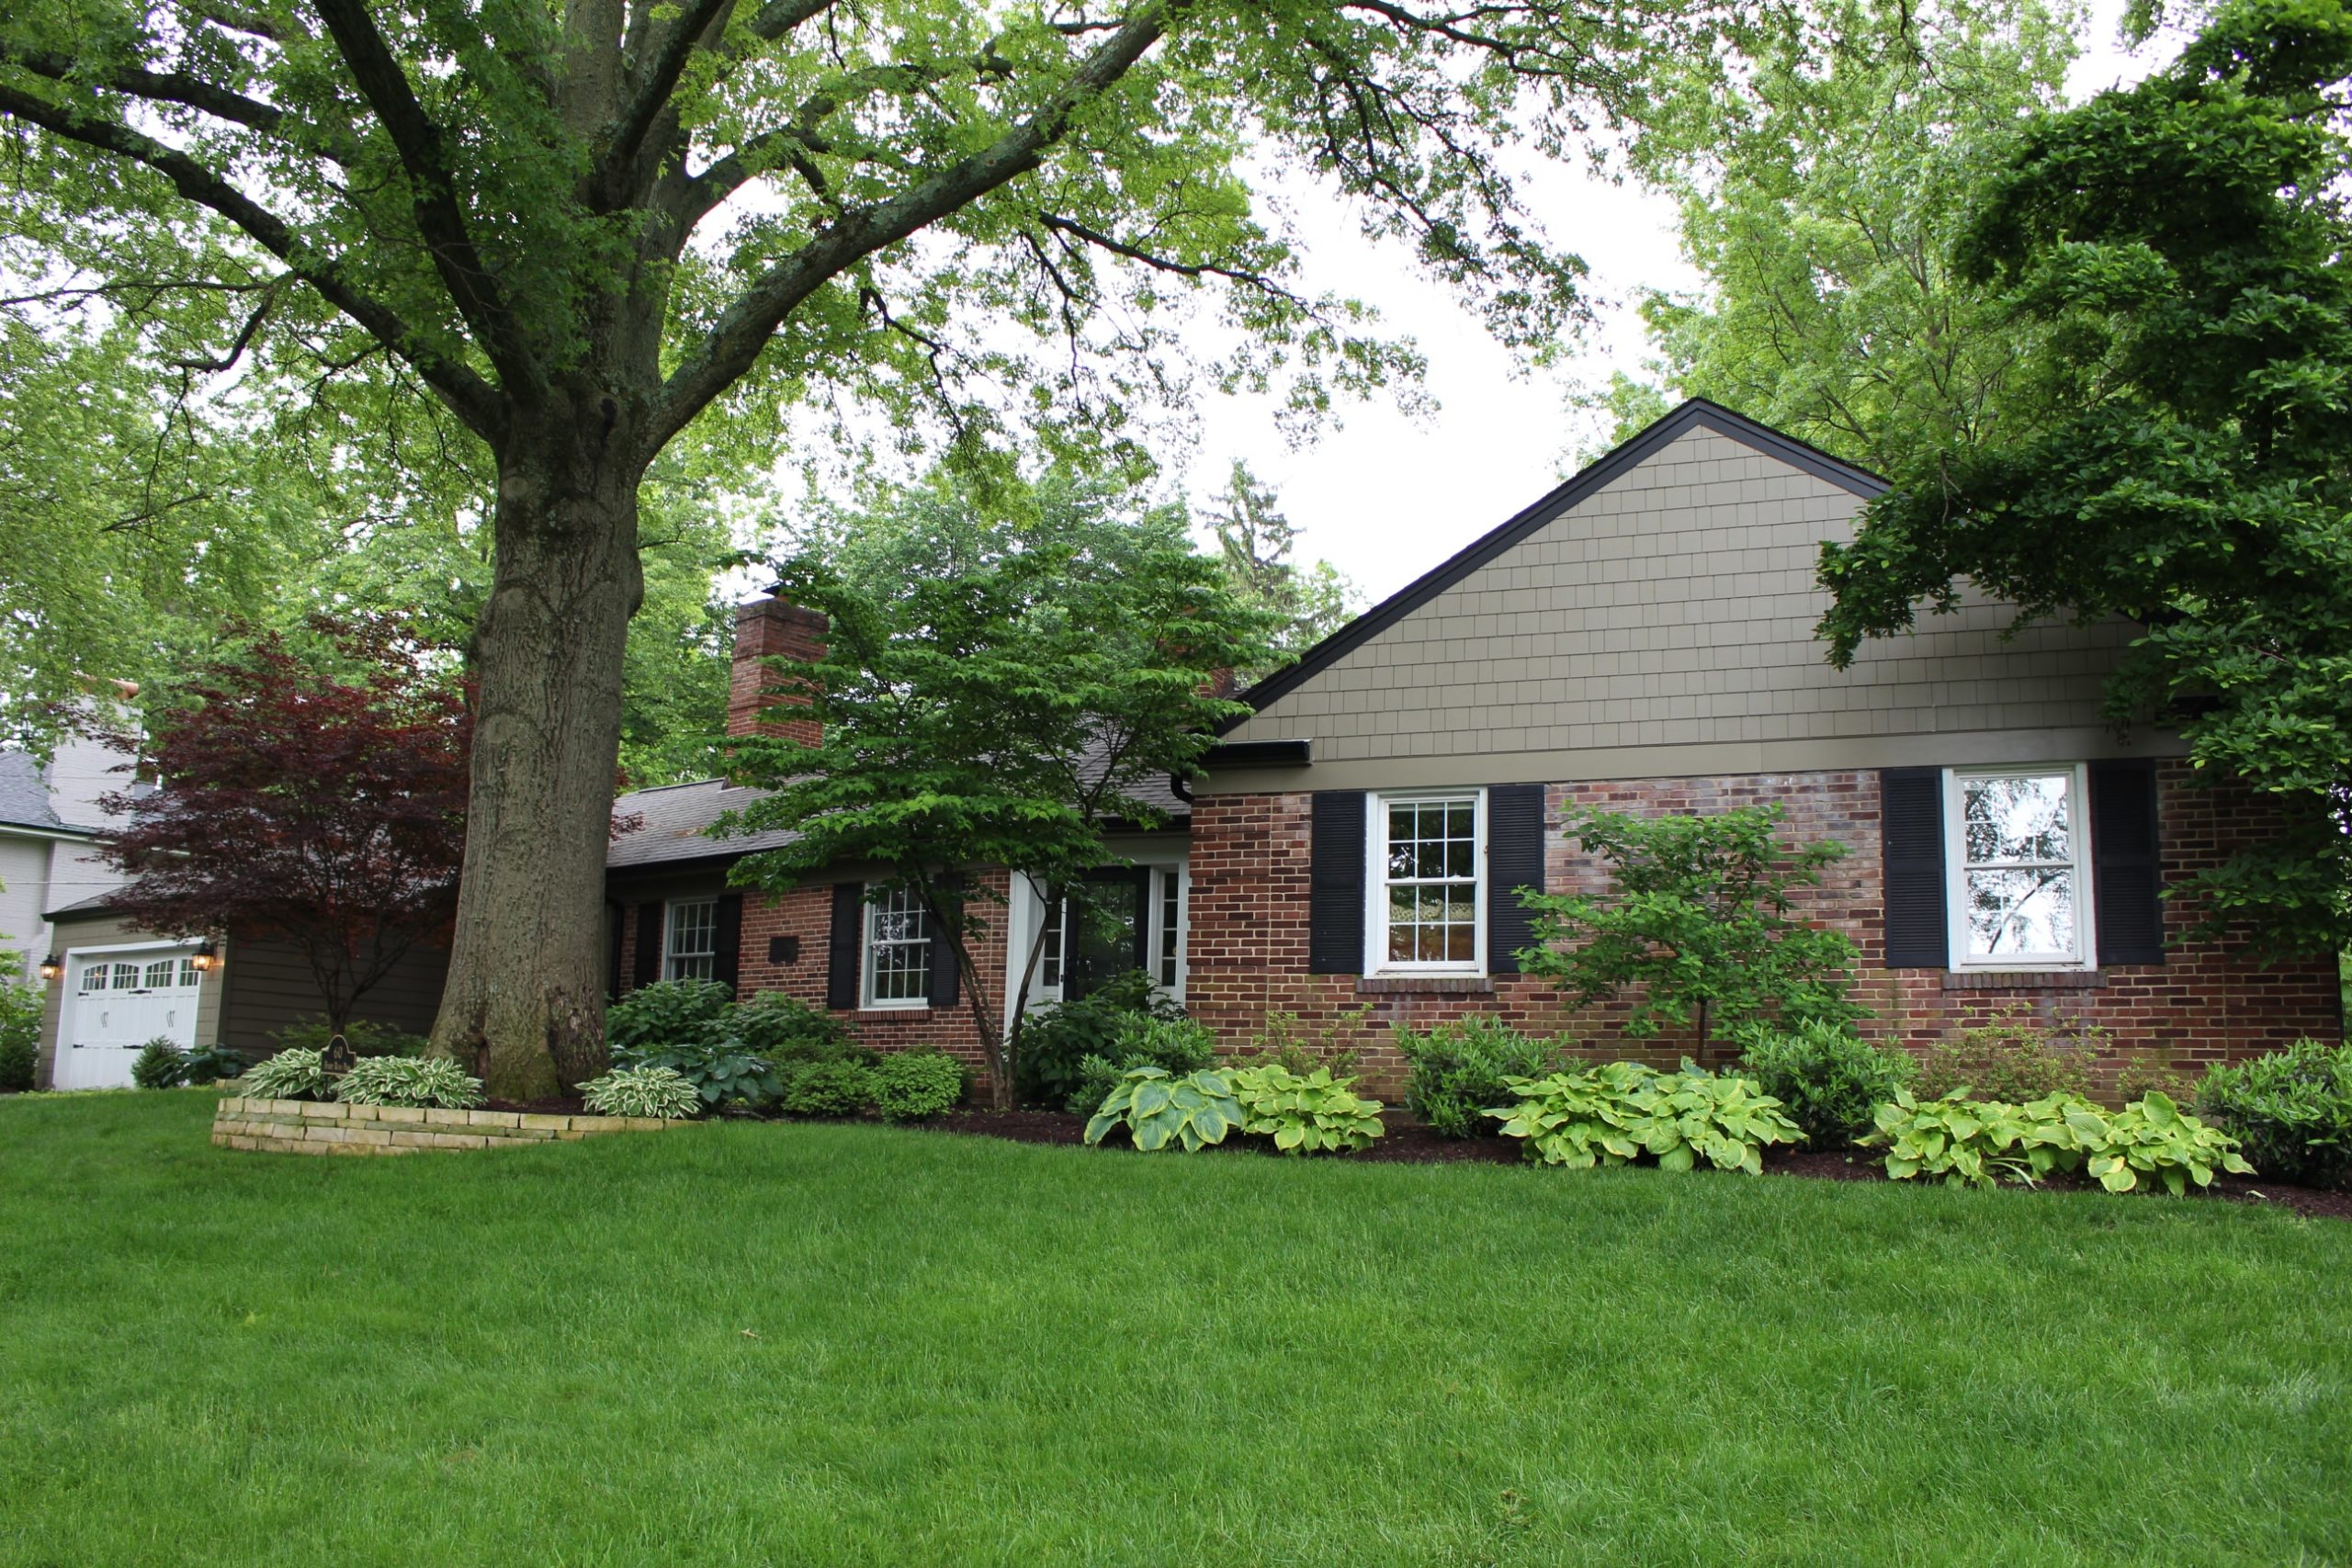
[
  {"left": 0, "top": 751, "right": 67, "bottom": 832},
  {"left": 606, "top": 742, "right": 1193, "bottom": 872}
]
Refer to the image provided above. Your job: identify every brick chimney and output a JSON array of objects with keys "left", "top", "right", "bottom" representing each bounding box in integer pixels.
[{"left": 728, "top": 593, "right": 827, "bottom": 744}]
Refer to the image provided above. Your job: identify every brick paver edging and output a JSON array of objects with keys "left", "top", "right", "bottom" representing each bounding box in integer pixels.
[{"left": 211, "top": 1096, "right": 696, "bottom": 1156}]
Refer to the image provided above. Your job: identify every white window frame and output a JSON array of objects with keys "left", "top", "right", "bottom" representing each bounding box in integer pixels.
[
  {"left": 863, "top": 884, "right": 933, "bottom": 1010},
  {"left": 662, "top": 897, "right": 718, "bottom": 983},
  {"left": 1944, "top": 763, "right": 2096, "bottom": 971},
  {"left": 1365, "top": 788, "right": 1487, "bottom": 976}
]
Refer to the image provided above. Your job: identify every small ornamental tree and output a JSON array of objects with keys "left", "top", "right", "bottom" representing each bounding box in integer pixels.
[
  {"left": 1517, "top": 803, "right": 1863, "bottom": 1055},
  {"left": 101, "top": 615, "right": 469, "bottom": 1043},
  {"left": 720, "top": 479, "right": 1277, "bottom": 1109}
]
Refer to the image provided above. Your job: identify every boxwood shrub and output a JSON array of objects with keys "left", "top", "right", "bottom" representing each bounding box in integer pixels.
[
  {"left": 1734, "top": 1021, "right": 1916, "bottom": 1150},
  {"left": 1393, "top": 1017, "right": 1564, "bottom": 1137},
  {"left": 2197, "top": 1039, "right": 2352, "bottom": 1190}
]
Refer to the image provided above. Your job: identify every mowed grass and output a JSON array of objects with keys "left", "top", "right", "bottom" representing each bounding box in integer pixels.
[{"left": 1, "top": 1093, "right": 2347, "bottom": 1566}]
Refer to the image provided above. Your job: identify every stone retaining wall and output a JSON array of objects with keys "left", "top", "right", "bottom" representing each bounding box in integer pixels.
[{"left": 212, "top": 1096, "right": 695, "bottom": 1156}]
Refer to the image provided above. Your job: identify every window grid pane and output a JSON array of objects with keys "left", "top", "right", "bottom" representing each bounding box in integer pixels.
[
  {"left": 868, "top": 887, "right": 932, "bottom": 1004},
  {"left": 178, "top": 958, "right": 202, "bottom": 987},
  {"left": 1158, "top": 871, "right": 1182, "bottom": 987},
  {"left": 1384, "top": 795, "right": 1479, "bottom": 966},
  {"left": 1040, "top": 893, "right": 1064, "bottom": 990},
  {"left": 665, "top": 899, "right": 718, "bottom": 982},
  {"left": 1958, "top": 773, "right": 2080, "bottom": 959}
]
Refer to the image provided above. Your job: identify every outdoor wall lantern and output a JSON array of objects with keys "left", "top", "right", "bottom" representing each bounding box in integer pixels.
[
  {"left": 38, "top": 953, "right": 63, "bottom": 982},
  {"left": 189, "top": 940, "right": 220, "bottom": 974}
]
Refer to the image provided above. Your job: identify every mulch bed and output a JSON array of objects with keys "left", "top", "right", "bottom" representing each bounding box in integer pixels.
[{"left": 920, "top": 1106, "right": 2352, "bottom": 1220}]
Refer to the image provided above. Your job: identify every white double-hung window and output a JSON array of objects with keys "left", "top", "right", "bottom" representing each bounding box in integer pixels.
[
  {"left": 865, "top": 885, "right": 933, "bottom": 1008},
  {"left": 1368, "top": 791, "right": 1485, "bottom": 974},
  {"left": 662, "top": 898, "right": 718, "bottom": 981},
  {"left": 1946, "top": 765, "right": 2094, "bottom": 968}
]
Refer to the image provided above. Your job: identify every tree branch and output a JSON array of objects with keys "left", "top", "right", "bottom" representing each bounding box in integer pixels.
[
  {"left": 0, "top": 46, "right": 298, "bottom": 139},
  {"left": 604, "top": 0, "right": 736, "bottom": 188},
  {"left": 309, "top": 0, "right": 540, "bottom": 398},
  {"left": 0, "top": 79, "right": 505, "bottom": 437},
  {"left": 650, "top": 0, "right": 1177, "bottom": 446}
]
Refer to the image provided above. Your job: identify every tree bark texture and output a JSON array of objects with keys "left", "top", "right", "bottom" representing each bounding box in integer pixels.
[{"left": 431, "top": 393, "right": 646, "bottom": 1099}]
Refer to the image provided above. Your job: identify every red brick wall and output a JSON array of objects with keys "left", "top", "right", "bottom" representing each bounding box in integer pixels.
[
  {"left": 1187, "top": 764, "right": 2341, "bottom": 1098},
  {"left": 728, "top": 598, "right": 825, "bottom": 744},
  {"left": 618, "top": 871, "right": 1015, "bottom": 1094}
]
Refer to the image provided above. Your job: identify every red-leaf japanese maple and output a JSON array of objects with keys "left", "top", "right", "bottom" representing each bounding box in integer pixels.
[{"left": 100, "top": 615, "right": 469, "bottom": 1034}]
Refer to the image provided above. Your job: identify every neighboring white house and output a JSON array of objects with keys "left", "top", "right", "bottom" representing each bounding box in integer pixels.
[{"left": 0, "top": 727, "right": 132, "bottom": 984}]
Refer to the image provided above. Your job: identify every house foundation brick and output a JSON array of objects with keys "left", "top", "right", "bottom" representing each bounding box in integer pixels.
[{"left": 1186, "top": 763, "right": 2340, "bottom": 1098}]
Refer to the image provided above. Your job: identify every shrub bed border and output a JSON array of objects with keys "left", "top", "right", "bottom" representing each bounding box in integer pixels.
[{"left": 211, "top": 1096, "right": 695, "bottom": 1156}]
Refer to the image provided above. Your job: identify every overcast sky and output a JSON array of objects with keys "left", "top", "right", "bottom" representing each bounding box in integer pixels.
[{"left": 1178, "top": 0, "right": 2168, "bottom": 607}]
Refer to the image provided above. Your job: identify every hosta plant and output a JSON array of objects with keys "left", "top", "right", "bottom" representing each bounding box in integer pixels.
[
  {"left": 1861, "top": 1090, "right": 2103, "bottom": 1190},
  {"left": 1228, "top": 1064, "right": 1385, "bottom": 1155},
  {"left": 241, "top": 1047, "right": 327, "bottom": 1101},
  {"left": 579, "top": 1066, "right": 702, "bottom": 1121},
  {"left": 333, "top": 1056, "right": 486, "bottom": 1111},
  {"left": 616, "top": 1040, "right": 781, "bottom": 1109},
  {"left": 1488, "top": 1061, "right": 1800, "bottom": 1174},
  {"left": 180, "top": 1043, "right": 248, "bottom": 1086},
  {"left": 1084, "top": 1066, "right": 1242, "bottom": 1153},
  {"left": 2086, "top": 1092, "right": 2254, "bottom": 1195}
]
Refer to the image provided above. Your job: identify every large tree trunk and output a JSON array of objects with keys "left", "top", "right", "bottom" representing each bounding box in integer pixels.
[{"left": 431, "top": 394, "right": 645, "bottom": 1100}]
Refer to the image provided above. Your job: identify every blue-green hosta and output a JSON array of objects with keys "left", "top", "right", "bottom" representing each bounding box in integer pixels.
[
  {"left": 333, "top": 1056, "right": 485, "bottom": 1111},
  {"left": 1083, "top": 1067, "right": 1242, "bottom": 1153},
  {"left": 579, "top": 1066, "right": 702, "bottom": 1121},
  {"left": 1228, "top": 1064, "right": 1385, "bottom": 1155},
  {"left": 1861, "top": 1089, "right": 2254, "bottom": 1194},
  {"left": 1488, "top": 1061, "right": 1800, "bottom": 1175}
]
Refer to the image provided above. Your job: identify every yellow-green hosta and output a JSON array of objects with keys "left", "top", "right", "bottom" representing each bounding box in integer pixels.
[
  {"left": 1862, "top": 1089, "right": 2253, "bottom": 1193},
  {"left": 1228, "top": 1065, "right": 1385, "bottom": 1155},
  {"left": 1487, "top": 1060, "right": 1800, "bottom": 1175}
]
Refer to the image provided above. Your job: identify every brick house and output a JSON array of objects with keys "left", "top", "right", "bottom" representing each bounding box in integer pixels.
[{"left": 610, "top": 398, "right": 2340, "bottom": 1094}]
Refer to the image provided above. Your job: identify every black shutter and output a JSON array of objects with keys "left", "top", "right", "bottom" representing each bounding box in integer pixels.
[
  {"left": 1308, "top": 791, "right": 1367, "bottom": 975},
  {"left": 1881, "top": 768, "right": 1948, "bottom": 968},
  {"left": 711, "top": 894, "right": 743, "bottom": 996},
  {"left": 632, "top": 901, "right": 663, "bottom": 990},
  {"left": 1128, "top": 871, "right": 1152, "bottom": 975},
  {"left": 605, "top": 902, "right": 625, "bottom": 1000},
  {"left": 927, "top": 875, "right": 964, "bottom": 1009},
  {"left": 2091, "top": 760, "right": 2164, "bottom": 966},
  {"left": 1486, "top": 784, "right": 1547, "bottom": 975},
  {"left": 827, "top": 882, "right": 864, "bottom": 1010}
]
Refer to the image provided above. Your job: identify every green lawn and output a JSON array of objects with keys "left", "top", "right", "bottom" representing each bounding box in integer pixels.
[{"left": 2, "top": 1093, "right": 2346, "bottom": 1566}]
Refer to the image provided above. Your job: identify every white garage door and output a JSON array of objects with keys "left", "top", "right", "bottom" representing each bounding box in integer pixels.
[{"left": 54, "top": 947, "right": 203, "bottom": 1089}]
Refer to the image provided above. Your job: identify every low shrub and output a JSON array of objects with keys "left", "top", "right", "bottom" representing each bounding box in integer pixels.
[
  {"left": 1229, "top": 1064, "right": 1385, "bottom": 1155},
  {"left": 1863, "top": 1089, "right": 2252, "bottom": 1194},
  {"left": 1488, "top": 1060, "right": 1800, "bottom": 1174},
  {"left": 0, "top": 979, "right": 40, "bottom": 1091},
  {"left": 2112, "top": 1054, "right": 2198, "bottom": 1109},
  {"left": 615, "top": 1039, "right": 782, "bottom": 1109},
  {"left": 1394, "top": 1017, "right": 1564, "bottom": 1137},
  {"left": 872, "top": 1050, "right": 965, "bottom": 1122},
  {"left": 1012, "top": 970, "right": 1185, "bottom": 1110},
  {"left": 2195, "top": 1039, "right": 2352, "bottom": 1190},
  {"left": 605, "top": 978, "right": 735, "bottom": 1055},
  {"left": 242, "top": 1047, "right": 327, "bottom": 1101},
  {"left": 776, "top": 1058, "right": 876, "bottom": 1117},
  {"left": 180, "top": 1043, "right": 247, "bottom": 1086},
  {"left": 1233, "top": 1008, "right": 1370, "bottom": 1077},
  {"left": 1062, "top": 1013, "right": 1217, "bottom": 1115},
  {"left": 722, "top": 992, "right": 857, "bottom": 1064},
  {"left": 333, "top": 1055, "right": 486, "bottom": 1110},
  {"left": 580, "top": 1065, "right": 702, "bottom": 1120},
  {"left": 1083, "top": 1066, "right": 1242, "bottom": 1152},
  {"left": 130, "top": 1039, "right": 189, "bottom": 1089},
  {"left": 1916, "top": 1013, "right": 2097, "bottom": 1102},
  {"left": 1734, "top": 1021, "right": 1916, "bottom": 1150},
  {"left": 269, "top": 1016, "right": 429, "bottom": 1059}
]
